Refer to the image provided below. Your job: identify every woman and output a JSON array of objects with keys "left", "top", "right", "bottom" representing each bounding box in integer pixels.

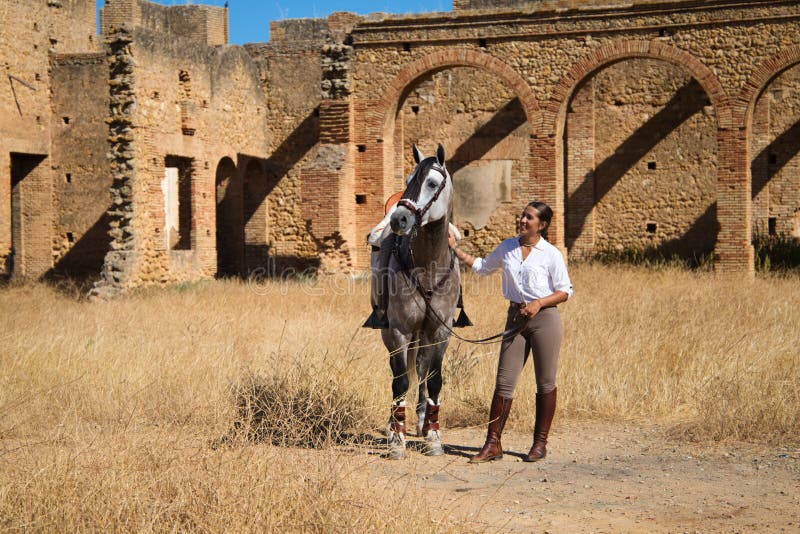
[{"left": 451, "top": 201, "right": 573, "bottom": 463}]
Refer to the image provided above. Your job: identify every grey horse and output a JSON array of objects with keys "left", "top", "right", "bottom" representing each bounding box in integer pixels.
[{"left": 381, "top": 144, "right": 460, "bottom": 460}]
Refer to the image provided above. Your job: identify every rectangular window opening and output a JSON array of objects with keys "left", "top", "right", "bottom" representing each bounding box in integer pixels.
[
  {"left": 355, "top": 194, "right": 367, "bottom": 205},
  {"left": 66, "top": 232, "right": 74, "bottom": 243},
  {"left": 65, "top": 173, "right": 72, "bottom": 183},
  {"left": 768, "top": 217, "right": 777, "bottom": 236},
  {"left": 165, "top": 155, "right": 194, "bottom": 251},
  {"left": 646, "top": 222, "right": 657, "bottom": 234},
  {"left": 478, "top": 38, "right": 487, "bottom": 49},
  {"left": 411, "top": 105, "right": 420, "bottom": 114},
  {"left": 357, "top": 144, "right": 366, "bottom": 153},
  {"left": 402, "top": 42, "right": 411, "bottom": 52},
  {"left": 647, "top": 161, "right": 657, "bottom": 170}
]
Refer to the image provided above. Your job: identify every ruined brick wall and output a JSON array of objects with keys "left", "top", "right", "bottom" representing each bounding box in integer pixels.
[
  {"left": 395, "top": 67, "right": 530, "bottom": 258},
  {"left": 6, "top": 0, "right": 800, "bottom": 286},
  {"left": 0, "top": 0, "right": 97, "bottom": 279},
  {"left": 50, "top": 53, "right": 112, "bottom": 279},
  {"left": 751, "top": 63, "right": 800, "bottom": 239},
  {"left": 347, "top": 1, "right": 800, "bottom": 273},
  {"left": 255, "top": 19, "right": 355, "bottom": 274},
  {"left": 110, "top": 28, "right": 268, "bottom": 287},
  {"left": 101, "top": 0, "right": 228, "bottom": 46},
  {"left": 453, "top": 0, "right": 696, "bottom": 10},
  {"left": 582, "top": 59, "right": 718, "bottom": 259}
]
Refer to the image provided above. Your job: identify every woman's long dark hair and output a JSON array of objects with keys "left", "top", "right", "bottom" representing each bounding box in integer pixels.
[{"left": 527, "top": 201, "right": 553, "bottom": 240}]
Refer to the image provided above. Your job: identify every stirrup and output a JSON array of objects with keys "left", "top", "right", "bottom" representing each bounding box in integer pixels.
[
  {"left": 362, "top": 309, "right": 390, "bottom": 329},
  {"left": 453, "top": 308, "right": 473, "bottom": 328}
]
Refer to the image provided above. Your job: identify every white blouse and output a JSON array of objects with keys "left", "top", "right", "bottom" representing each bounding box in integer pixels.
[{"left": 472, "top": 237, "right": 573, "bottom": 304}]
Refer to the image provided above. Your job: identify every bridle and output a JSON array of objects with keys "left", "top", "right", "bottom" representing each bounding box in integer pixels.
[{"left": 395, "top": 161, "right": 449, "bottom": 232}]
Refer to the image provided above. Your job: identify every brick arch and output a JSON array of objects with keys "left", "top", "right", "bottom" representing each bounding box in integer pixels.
[
  {"left": 736, "top": 44, "right": 800, "bottom": 128},
  {"left": 378, "top": 49, "right": 539, "bottom": 135},
  {"left": 543, "top": 40, "right": 729, "bottom": 137}
]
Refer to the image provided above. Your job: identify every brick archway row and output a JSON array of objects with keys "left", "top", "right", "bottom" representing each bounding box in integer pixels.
[
  {"left": 357, "top": 41, "right": 800, "bottom": 274},
  {"left": 376, "top": 48, "right": 540, "bottom": 133}
]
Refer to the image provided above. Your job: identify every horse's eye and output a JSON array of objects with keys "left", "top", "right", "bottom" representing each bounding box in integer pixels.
[{"left": 427, "top": 179, "right": 437, "bottom": 189}]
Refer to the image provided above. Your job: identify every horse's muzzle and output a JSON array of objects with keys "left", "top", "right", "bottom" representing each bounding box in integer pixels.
[{"left": 390, "top": 205, "right": 415, "bottom": 235}]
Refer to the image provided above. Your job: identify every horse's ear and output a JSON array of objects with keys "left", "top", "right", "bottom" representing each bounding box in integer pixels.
[
  {"left": 436, "top": 144, "right": 446, "bottom": 166},
  {"left": 412, "top": 144, "right": 423, "bottom": 164}
]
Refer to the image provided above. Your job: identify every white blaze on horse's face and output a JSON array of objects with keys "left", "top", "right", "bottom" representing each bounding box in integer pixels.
[
  {"left": 416, "top": 167, "right": 449, "bottom": 224},
  {"left": 390, "top": 144, "right": 451, "bottom": 236}
]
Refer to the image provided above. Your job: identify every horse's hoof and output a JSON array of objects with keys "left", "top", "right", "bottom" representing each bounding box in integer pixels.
[
  {"left": 422, "top": 430, "right": 444, "bottom": 456},
  {"left": 387, "top": 431, "right": 406, "bottom": 460},
  {"left": 388, "top": 448, "right": 407, "bottom": 460}
]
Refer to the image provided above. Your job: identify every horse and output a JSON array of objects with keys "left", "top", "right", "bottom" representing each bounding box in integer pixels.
[{"left": 381, "top": 143, "right": 460, "bottom": 460}]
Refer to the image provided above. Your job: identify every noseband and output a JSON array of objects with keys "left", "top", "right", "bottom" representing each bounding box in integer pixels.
[{"left": 396, "top": 162, "right": 449, "bottom": 230}]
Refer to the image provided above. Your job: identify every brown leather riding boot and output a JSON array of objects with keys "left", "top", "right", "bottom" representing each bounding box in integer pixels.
[
  {"left": 469, "top": 393, "right": 512, "bottom": 464},
  {"left": 524, "top": 388, "right": 557, "bottom": 462}
]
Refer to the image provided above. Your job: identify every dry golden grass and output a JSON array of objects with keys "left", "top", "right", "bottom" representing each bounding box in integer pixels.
[{"left": 1, "top": 264, "right": 798, "bottom": 530}]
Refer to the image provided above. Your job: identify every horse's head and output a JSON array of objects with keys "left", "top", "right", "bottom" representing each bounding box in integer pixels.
[{"left": 390, "top": 144, "right": 452, "bottom": 236}]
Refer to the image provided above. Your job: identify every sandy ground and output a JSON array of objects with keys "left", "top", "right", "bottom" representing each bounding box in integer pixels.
[{"left": 347, "top": 422, "right": 800, "bottom": 533}]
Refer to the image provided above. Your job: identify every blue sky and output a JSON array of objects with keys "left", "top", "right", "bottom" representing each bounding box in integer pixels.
[{"left": 96, "top": 1, "right": 451, "bottom": 44}]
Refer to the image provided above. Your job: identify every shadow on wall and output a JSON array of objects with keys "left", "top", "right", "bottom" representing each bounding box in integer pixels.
[
  {"left": 595, "top": 202, "right": 719, "bottom": 267},
  {"left": 567, "top": 79, "right": 715, "bottom": 257},
  {"left": 448, "top": 97, "right": 527, "bottom": 174},
  {"left": 217, "top": 109, "right": 320, "bottom": 280},
  {"left": 44, "top": 208, "right": 114, "bottom": 289},
  {"left": 751, "top": 118, "right": 800, "bottom": 198}
]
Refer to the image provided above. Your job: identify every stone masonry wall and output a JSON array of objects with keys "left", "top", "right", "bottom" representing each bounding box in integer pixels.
[
  {"left": 5, "top": 0, "right": 800, "bottom": 286},
  {"left": 0, "top": 0, "right": 97, "bottom": 279},
  {"left": 347, "top": 0, "right": 800, "bottom": 273},
  {"left": 588, "top": 59, "right": 718, "bottom": 259},
  {"left": 50, "top": 53, "right": 112, "bottom": 279},
  {"left": 115, "top": 28, "right": 268, "bottom": 287},
  {"left": 102, "top": 0, "right": 228, "bottom": 46},
  {"left": 751, "top": 63, "right": 800, "bottom": 239},
  {"left": 394, "top": 67, "right": 530, "bottom": 259}
]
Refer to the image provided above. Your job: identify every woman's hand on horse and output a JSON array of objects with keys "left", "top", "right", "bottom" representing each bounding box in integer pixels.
[{"left": 448, "top": 232, "right": 456, "bottom": 249}]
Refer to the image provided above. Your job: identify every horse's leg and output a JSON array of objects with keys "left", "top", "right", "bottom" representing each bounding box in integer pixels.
[
  {"left": 416, "top": 331, "right": 450, "bottom": 456},
  {"left": 383, "top": 328, "right": 414, "bottom": 460},
  {"left": 416, "top": 381, "right": 427, "bottom": 437}
]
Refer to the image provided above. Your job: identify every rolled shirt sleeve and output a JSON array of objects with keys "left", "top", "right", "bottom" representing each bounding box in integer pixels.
[{"left": 549, "top": 250, "right": 574, "bottom": 300}]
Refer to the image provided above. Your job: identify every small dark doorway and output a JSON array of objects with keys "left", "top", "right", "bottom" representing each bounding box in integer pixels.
[
  {"left": 215, "top": 157, "right": 244, "bottom": 277},
  {"left": 10, "top": 152, "right": 48, "bottom": 278}
]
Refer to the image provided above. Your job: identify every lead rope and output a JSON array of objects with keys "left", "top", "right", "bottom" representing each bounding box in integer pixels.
[{"left": 394, "top": 238, "right": 522, "bottom": 346}]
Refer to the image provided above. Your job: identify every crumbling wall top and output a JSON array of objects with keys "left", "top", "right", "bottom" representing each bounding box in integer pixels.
[{"left": 101, "top": 0, "right": 228, "bottom": 46}]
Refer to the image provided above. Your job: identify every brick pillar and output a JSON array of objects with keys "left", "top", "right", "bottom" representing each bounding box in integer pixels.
[
  {"left": 716, "top": 127, "right": 754, "bottom": 275},
  {"left": 529, "top": 134, "right": 564, "bottom": 252},
  {"left": 750, "top": 94, "right": 770, "bottom": 235},
  {"left": 301, "top": 98, "right": 357, "bottom": 273},
  {"left": 564, "top": 79, "right": 595, "bottom": 259}
]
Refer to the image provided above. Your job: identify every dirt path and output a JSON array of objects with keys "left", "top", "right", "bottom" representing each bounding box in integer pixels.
[{"left": 349, "top": 422, "right": 800, "bottom": 532}]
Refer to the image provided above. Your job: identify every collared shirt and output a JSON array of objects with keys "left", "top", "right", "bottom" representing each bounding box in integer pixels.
[{"left": 472, "top": 237, "right": 573, "bottom": 303}]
